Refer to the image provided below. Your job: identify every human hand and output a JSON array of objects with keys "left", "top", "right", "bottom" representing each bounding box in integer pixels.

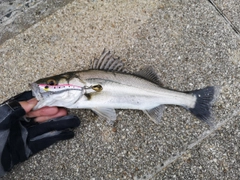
[
  {"left": 20, "top": 98, "right": 68, "bottom": 122},
  {"left": 0, "top": 91, "right": 80, "bottom": 177}
]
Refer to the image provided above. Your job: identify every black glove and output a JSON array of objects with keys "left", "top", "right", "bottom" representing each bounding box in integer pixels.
[{"left": 0, "top": 91, "right": 80, "bottom": 177}]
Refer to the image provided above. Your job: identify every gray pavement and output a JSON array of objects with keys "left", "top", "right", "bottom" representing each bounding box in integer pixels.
[
  {"left": 0, "top": 0, "right": 74, "bottom": 45},
  {"left": 0, "top": 0, "right": 239, "bottom": 179}
]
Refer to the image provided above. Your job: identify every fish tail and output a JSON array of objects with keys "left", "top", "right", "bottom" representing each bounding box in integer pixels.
[{"left": 187, "top": 86, "right": 220, "bottom": 127}]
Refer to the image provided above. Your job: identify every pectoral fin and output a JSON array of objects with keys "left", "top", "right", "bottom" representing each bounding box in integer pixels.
[
  {"left": 92, "top": 107, "right": 117, "bottom": 125},
  {"left": 144, "top": 105, "right": 165, "bottom": 124}
]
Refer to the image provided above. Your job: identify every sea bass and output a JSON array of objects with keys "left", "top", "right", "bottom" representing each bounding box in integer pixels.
[{"left": 31, "top": 49, "right": 219, "bottom": 126}]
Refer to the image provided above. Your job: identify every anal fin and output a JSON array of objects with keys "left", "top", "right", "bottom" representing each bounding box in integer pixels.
[
  {"left": 144, "top": 105, "right": 165, "bottom": 124},
  {"left": 92, "top": 107, "right": 117, "bottom": 126}
]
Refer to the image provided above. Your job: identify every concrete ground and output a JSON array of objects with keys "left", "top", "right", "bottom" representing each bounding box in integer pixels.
[
  {"left": 0, "top": 0, "right": 239, "bottom": 179},
  {"left": 0, "top": 0, "right": 74, "bottom": 45}
]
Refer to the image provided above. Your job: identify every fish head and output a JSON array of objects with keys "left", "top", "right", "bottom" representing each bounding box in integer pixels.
[{"left": 30, "top": 72, "right": 85, "bottom": 110}]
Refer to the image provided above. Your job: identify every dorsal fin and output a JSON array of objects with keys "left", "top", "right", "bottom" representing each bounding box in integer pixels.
[
  {"left": 91, "top": 49, "right": 126, "bottom": 72},
  {"left": 134, "top": 66, "right": 163, "bottom": 86}
]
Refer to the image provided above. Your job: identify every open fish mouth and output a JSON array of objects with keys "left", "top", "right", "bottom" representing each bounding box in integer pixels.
[
  {"left": 30, "top": 83, "right": 84, "bottom": 100},
  {"left": 30, "top": 83, "right": 43, "bottom": 101},
  {"left": 29, "top": 83, "right": 86, "bottom": 110}
]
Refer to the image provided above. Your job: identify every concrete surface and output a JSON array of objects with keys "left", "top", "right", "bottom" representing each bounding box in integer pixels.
[
  {"left": 0, "top": 0, "right": 239, "bottom": 179},
  {"left": 0, "top": 0, "right": 74, "bottom": 45}
]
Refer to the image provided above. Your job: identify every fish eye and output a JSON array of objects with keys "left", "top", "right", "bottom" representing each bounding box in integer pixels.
[{"left": 47, "top": 79, "right": 57, "bottom": 85}]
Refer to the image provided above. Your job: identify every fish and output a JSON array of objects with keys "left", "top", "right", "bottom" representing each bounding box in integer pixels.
[{"left": 30, "top": 49, "right": 219, "bottom": 126}]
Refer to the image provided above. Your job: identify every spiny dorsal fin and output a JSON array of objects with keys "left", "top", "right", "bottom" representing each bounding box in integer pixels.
[
  {"left": 91, "top": 49, "right": 126, "bottom": 72},
  {"left": 134, "top": 66, "right": 163, "bottom": 86}
]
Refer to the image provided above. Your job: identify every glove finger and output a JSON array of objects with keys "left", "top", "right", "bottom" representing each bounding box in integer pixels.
[
  {"left": 29, "top": 130, "right": 74, "bottom": 154},
  {"left": 3, "top": 91, "right": 33, "bottom": 104},
  {"left": 0, "top": 101, "right": 26, "bottom": 130},
  {"left": 27, "top": 115, "right": 80, "bottom": 139}
]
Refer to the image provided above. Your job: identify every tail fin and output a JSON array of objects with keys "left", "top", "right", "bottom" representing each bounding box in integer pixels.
[{"left": 188, "top": 86, "right": 219, "bottom": 127}]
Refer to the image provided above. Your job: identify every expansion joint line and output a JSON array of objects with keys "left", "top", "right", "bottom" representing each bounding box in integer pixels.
[{"left": 207, "top": 0, "right": 240, "bottom": 37}]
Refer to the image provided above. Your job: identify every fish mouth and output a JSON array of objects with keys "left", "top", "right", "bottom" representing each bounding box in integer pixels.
[
  {"left": 29, "top": 83, "right": 62, "bottom": 101},
  {"left": 30, "top": 83, "right": 43, "bottom": 101},
  {"left": 30, "top": 82, "right": 86, "bottom": 101}
]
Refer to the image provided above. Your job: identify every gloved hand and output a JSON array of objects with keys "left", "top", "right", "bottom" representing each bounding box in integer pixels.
[{"left": 0, "top": 91, "right": 80, "bottom": 177}]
